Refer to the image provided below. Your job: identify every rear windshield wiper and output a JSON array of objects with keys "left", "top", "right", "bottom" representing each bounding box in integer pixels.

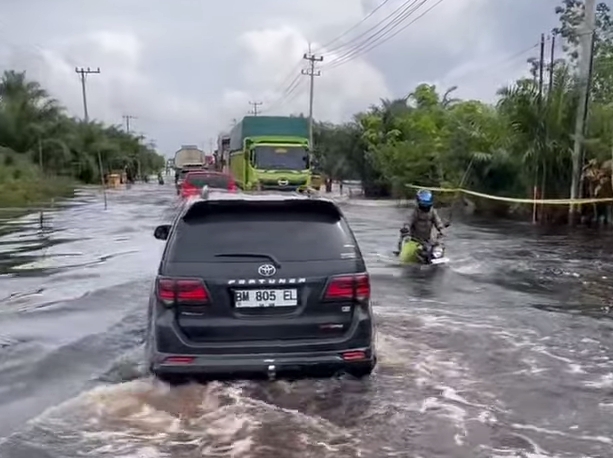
[{"left": 214, "top": 252, "right": 280, "bottom": 267}]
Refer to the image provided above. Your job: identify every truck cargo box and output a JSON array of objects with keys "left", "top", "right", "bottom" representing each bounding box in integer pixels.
[
  {"left": 229, "top": 116, "right": 309, "bottom": 151},
  {"left": 174, "top": 146, "right": 204, "bottom": 169}
]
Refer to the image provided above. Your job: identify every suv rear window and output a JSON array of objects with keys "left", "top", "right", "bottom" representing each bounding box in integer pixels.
[
  {"left": 186, "top": 173, "right": 230, "bottom": 189},
  {"left": 168, "top": 203, "right": 357, "bottom": 262}
]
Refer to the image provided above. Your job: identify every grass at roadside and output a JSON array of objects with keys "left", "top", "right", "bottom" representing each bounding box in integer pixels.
[{"left": 0, "top": 149, "right": 76, "bottom": 210}]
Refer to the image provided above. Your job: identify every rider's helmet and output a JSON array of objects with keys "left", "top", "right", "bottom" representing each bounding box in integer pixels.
[{"left": 416, "top": 189, "right": 433, "bottom": 211}]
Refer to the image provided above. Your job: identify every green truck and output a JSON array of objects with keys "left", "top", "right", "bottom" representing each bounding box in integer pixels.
[{"left": 228, "top": 116, "right": 312, "bottom": 191}]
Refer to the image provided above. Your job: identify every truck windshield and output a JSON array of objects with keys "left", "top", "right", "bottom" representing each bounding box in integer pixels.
[{"left": 253, "top": 146, "right": 307, "bottom": 171}]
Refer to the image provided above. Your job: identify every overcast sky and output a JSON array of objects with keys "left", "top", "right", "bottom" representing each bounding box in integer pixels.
[{"left": 1, "top": 0, "right": 565, "bottom": 156}]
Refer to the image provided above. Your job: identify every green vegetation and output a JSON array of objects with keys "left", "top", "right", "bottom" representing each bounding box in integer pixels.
[
  {"left": 0, "top": 148, "right": 73, "bottom": 208},
  {"left": 0, "top": 70, "right": 165, "bottom": 208},
  {"left": 313, "top": 0, "right": 613, "bottom": 220}
]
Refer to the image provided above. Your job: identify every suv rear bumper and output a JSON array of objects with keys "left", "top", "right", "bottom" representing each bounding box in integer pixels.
[
  {"left": 148, "top": 315, "right": 375, "bottom": 378},
  {"left": 149, "top": 346, "right": 375, "bottom": 378}
]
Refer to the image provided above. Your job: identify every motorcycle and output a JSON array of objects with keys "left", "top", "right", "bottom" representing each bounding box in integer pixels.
[{"left": 393, "top": 223, "right": 450, "bottom": 265}]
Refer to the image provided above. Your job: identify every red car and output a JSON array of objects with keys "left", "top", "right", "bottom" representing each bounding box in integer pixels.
[{"left": 180, "top": 171, "right": 237, "bottom": 198}]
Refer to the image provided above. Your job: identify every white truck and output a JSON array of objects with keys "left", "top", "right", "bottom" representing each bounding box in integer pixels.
[
  {"left": 174, "top": 145, "right": 205, "bottom": 193},
  {"left": 174, "top": 145, "right": 205, "bottom": 169}
]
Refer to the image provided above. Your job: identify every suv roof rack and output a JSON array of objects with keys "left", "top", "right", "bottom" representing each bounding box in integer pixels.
[
  {"left": 185, "top": 188, "right": 331, "bottom": 208},
  {"left": 182, "top": 189, "right": 338, "bottom": 219}
]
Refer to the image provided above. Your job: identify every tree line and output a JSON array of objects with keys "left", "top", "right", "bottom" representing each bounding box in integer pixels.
[
  {"left": 0, "top": 70, "right": 165, "bottom": 206},
  {"left": 313, "top": 0, "right": 613, "bottom": 221}
]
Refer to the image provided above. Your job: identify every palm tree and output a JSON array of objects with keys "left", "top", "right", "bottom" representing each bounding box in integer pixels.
[{"left": 495, "top": 63, "right": 578, "bottom": 199}]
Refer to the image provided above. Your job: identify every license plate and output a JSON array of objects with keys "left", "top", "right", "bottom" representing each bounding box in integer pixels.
[
  {"left": 234, "top": 289, "right": 298, "bottom": 308},
  {"left": 431, "top": 257, "right": 449, "bottom": 265}
]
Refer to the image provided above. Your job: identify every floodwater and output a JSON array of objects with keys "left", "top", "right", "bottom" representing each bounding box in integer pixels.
[{"left": 0, "top": 183, "right": 612, "bottom": 458}]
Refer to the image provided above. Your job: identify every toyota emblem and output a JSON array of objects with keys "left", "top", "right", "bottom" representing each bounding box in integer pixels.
[{"left": 258, "top": 264, "right": 276, "bottom": 277}]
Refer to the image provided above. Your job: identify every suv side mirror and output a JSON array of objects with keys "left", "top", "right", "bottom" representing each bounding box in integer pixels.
[{"left": 153, "top": 224, "right": 170, "bottom": 240}]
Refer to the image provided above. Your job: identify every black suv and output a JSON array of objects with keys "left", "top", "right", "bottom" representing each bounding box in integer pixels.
[{"left": 147, "top": 191, "right": 376, "bottom": 380}]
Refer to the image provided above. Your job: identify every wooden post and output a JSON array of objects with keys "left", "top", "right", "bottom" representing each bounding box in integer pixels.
[
  {"left": 98, "top": 150, "right": 107, "bottom": 210},
  {"left": 38, "top": 137, "right": 43, "bottom": 172},
  {"left": 532, "top": 185, "right": 538, "bottom": 224}
]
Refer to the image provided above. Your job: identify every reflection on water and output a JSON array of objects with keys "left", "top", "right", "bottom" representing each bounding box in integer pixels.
[{"left": 0, "top": 183, "right": 612, "bottom": 457}]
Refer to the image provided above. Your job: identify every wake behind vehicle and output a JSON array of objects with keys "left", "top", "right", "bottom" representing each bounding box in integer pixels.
[
  {"left": 147, "top": 190, "right": 376, "bottom": 381},
  {"left": 227, "top": 116, "right": 314, "bottom": 191},
  {"left": 394, "top": 230, "right": 449, "bottom": 265}
]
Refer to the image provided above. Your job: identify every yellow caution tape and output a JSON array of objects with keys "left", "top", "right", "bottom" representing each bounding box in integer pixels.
[{"left": 406, "top": 184, "right": 613, "bottom": 205}]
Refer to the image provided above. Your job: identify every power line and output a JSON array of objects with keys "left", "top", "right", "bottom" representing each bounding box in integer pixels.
[
  {"left": 74, "top": 67, "right": 100, "bottom": 123},
  {"left": 258, "top": 0, "right": 415, "bottom": 111},
  {"left": 322, "top": 0, "right": 425, "bottom": 57},
  {"left": 262, "top": 73, "right": 304, "bottom": 113},
  {"left": 266, "top": 60, "right": 304, "bottom": 96},
  {"left": 257, "top": 0, "right": 427, "bottom": 116},
  {"left": 281, "top": 80, "right": 309, "bottom": 111},
  {"left": 447, "top": 41, "right": 541, "bottom": 84},
  {"left": 257, "top": 1, "right": 434, "bottom": 117},
  {"left": 325, "top": 0, "right": 444, "bottom": 70},
  {"left": 318, "top": 0, "right": 395, "bottom": 50},
  {"left": 261, "top": 77, "right": 308, "bottom": 114}
]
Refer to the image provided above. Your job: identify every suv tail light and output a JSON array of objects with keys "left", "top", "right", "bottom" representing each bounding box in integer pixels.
[
  {"left": 228, "top": 182, "right": 237, "bottom": 192},
  {"left": 156, "top": 277, "right": 209, "bottom": 304},
  {"left": 324, "top": 273, "right": 370, "bottom": 301}
]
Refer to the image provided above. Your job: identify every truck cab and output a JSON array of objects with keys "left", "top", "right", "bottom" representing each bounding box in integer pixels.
[
  {"left": 227, "top": 116, "right": 314, "bottom": 191},
  {"left": 245, "top": 138, "right": 311, "bottom": 191}
]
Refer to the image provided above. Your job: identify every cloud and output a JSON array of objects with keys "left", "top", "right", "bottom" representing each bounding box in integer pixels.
[
  {"left": 0, "top": 0, "right": 562, "bottom": 156},
  {"left": 219, "top": 25, "right": 391, "bottom": 127},
  {"left": 2, "top": 29, "right": 209, "bottom": 151}
]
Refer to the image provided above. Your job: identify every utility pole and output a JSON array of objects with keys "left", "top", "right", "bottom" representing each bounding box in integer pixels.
[
  {"left": 548, "top": 34, "right": 556, "bottom": 98},
  {"left": 538, "top": 34, "right": 545, "bottom": 106},
  {"left": 122, "top": 115, "right": 136, "bottom": 133},
  {"left": 541, "top": 33, "right": 557, "bottom": 220},
  {"left": 76, "top": 66, "right": 106, "bottom": 208},
  {"left": 533, "top": 33, "right": 545, "bottom": 224},
  {"left": 75, "top": 67, "right": 100, "bottom": 122},
  {"left": 569, "top": 0, "right": 596, "bottom": 224},
  {"left": 248, "top": 101, "right": 262, "bottom": 116},
  {"left": 122, "top": 115, "right": 138, "bottom": 181},
  {"left": 302, "top": 51, "right": 323, "bottom": 151}
]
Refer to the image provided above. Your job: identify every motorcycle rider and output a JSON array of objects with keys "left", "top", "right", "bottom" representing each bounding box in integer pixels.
[{"left": 397, "top": 189, "right": 445, "bottom": 254}]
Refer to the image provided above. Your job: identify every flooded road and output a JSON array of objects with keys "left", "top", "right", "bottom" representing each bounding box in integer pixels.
[{"left": 0, "top": 183, "right": 612, "bottom": 458}]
